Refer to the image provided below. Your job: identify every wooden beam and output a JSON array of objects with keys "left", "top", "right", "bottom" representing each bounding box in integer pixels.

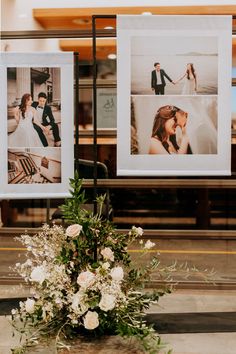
[
  {"left": 60, "top": 39, "right": 116, "bottom": 60},
  {"left": 233, "top": 36, "right": 236, "bottom": 60},
  {"left": 33, "top": 6, "right": 236, "bottom": 17},
  {"left": 81, "top": 179, "right": 236, "bottom": 189},
  {"left": 33, "top": 6, "right": 236, "bottom": 30}
]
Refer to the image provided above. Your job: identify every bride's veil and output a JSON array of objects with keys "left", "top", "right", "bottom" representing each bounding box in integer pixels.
[{"left": 186, "top": 96, "right": 217, "bottom": 154}]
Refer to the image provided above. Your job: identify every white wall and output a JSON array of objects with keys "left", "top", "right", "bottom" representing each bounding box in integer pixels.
[
  {"left": 1, "top": 39, "right": 60, "bottom": 53},
  {"left": 1, "top": 0, "right": 42, "bottom": 31},
  {"left": 2, "top": 0, "right": 236, "bottom": 16}
]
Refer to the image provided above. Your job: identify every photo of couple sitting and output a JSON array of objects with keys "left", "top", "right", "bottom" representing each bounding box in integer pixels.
[{"left": 8, "top": 92, "right": 61, "bottom": 148}]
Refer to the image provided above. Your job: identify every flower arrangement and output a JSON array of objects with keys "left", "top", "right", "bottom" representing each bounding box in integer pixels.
[{"left": 11, "top": 173, "right": 175, "bottom": 353}]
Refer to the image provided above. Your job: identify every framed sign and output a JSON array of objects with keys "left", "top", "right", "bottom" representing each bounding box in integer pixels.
[
  {"left": 117, "top": 15, "right": 232, "bottom": 176},
  {"left": 97, "top": 88, "right": 117, "bottom": 129},
  {"left": 0, "top": 52, "right": 74, "bottom": 198}
]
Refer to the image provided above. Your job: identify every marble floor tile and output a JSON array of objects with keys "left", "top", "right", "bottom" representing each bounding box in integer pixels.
[
  {"left": 161, "top": 332, "right": 236, "bottom": 354},
  {"left": 149, "top": 289, "right": 236, "bottom": 313},
  {"left": 1, "top": 316, "right": 236, "bottom": 354}
]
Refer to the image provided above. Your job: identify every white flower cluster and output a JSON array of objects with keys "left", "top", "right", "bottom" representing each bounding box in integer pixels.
[
  {"left": 129, "top": 226, "right": 144, "bottom": 236},
  {"left": 12, "top": 225, "right": 129, "bottom": 332},
  {"left": 12, "top": 226, "right": 76, "bottom": 322},
  {"left": 144, "top": 240, "right": 156, "bottom": 250},
  {"left": 12, "top": 223, "right": 159, "bottom": 340},
  {"left": 68, "top": 250, "right": 125, "bottom": 329},
  {"left": 17, "top": 225, "right": 66, "bottom": 263},
  {"left": 10, "top": 173, "right": 173, "bottom": 354}
]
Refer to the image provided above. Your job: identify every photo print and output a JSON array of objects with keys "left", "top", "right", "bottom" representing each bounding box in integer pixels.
[
  {"left": 0, "top": 52, "right": 74, "bottom": 198},
  {"left": 117, "top": 15, "right": 232, "bottom": 176},
  {"left": 131, "top": 36, "right": 218, "bottom": 96}
]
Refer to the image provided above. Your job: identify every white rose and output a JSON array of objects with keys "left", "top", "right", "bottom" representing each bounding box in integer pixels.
[
  {"left": 132, "top": 226, "right": 143, "bottom": 236},
  {"left": 110, "top": 266, "right": 124, "bottom": 281},
  {"left": 77, "top": 270, "right": 95, "bottom": 288},
  {"left": 99, "top": 293, "right": 116, "bottom": 311},
  {"left": 101, "top": 247, "right": 114, "bottom": 262},
  {"left": 71, "top": 293, "right": 81, "bottom": 311},
  {"left": 25, "top": 298, "right": 35, "bottom": 314},
  {"left": 65, "top": 224, "right": 82, "bottom": 238},
  {"left": 30, "top": 266, "right": 46, "bottom": 284},
  {"left": 144, "top": 240, "right": 155, "bottom": 250},
  {"left": 102, "top": 262, "right": 110, "bottom": 270},
  {"left": 84, "top": 311, "right": 99, "bottom": 330},
  {"left": 71, "top": 292, "right": 88, "bottom": 315}
]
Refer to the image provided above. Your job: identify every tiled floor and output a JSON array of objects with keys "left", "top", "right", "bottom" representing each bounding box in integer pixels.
[
  {"left": 1, "top": 317, "right": 236, "bottom": 354},
  {"left": 1, "top": 286, "right": 236, "bottom": 354},
  {"left": 161, "top": 332, "right": 236, "bottom": 354}
]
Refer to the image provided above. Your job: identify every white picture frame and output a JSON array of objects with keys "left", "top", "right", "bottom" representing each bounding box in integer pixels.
[
  {"left": 117, "top": 15, "right": 232, "bottom": 176},
  {"left": 0, "top": 52, "right": 74, "bottom": 198}
]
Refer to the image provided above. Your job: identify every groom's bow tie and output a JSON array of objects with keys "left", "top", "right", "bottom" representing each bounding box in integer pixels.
[{"left": 38, "top": 106, "right": 44, "bottom": 109}]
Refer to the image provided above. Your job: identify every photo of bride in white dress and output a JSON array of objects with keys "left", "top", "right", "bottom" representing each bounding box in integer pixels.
[
  {"left": 174, "top": 63, "right": 197, "bottom": 95},
  {"left": 8, "top": 93, "right": 48, "bottom": 148}
]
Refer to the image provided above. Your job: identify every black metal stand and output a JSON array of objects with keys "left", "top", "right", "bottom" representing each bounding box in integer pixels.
[
  {"left": 74, "top": 52, "right": 80, "bottom": 173},
  {"left": 92, "top": 16, "right": 98, "bottom": 215},
  {"left": 92, "top": 15, "right": 116, "bottom": 217}
]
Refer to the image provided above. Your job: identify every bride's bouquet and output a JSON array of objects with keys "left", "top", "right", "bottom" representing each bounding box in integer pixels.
[{"left": 11, "top": 173, "right": 174, "bottom": 353}]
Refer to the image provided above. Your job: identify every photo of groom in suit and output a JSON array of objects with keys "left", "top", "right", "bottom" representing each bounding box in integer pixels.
[
  {"left": 32, "top": 92, "right": 61, "bottom": 147},
  {"left": 151, "top": 62, "right": 175, "bottom": 95}
]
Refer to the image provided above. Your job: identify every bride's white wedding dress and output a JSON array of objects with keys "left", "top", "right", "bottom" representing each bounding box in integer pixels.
[
  {"left": 182, "top": 74, "right": 196, "bottom": 95},
  {"left": 8, "top": 109, "right": 43, "bottom": 148}
]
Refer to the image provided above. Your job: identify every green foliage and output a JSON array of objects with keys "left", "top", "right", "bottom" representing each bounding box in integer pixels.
[
  {"left": 60, "top": 171, "right": 88, "bottom": 224},
  {"left": 11, "top": 173, "right": 174, "bottom": 354}
]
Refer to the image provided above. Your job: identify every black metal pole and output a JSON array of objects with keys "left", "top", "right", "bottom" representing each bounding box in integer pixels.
[
  {"left": 46, "top": 198, "right": 50, "bottom": 224},
  {"left": 74, "top": 52, "right": 80, "bottom": 173},
  {"left": 92, "top": 16, "right": 98, "bottom": 216},
  {"left": 92, "top": 15, "right": 116, "bottom": 221},
  {"left": 92, "top": 16, "right": 98, "bottom": 263}
]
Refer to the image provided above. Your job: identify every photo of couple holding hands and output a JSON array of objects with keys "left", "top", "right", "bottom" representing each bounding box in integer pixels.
[{"left": 151, "top": 62, "right": 197, "bottom": 96}]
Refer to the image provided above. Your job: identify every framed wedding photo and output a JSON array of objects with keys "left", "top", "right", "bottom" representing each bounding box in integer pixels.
[
  {"left": 0, "top": 52, "right": 74, "bottom": 198},
  {"left": 117, "top": 15, "right": 232, "bottom": 176}
]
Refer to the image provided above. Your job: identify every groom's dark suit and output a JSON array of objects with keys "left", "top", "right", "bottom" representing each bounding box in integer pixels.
[
  {"left": 151, "top": 69, "right": 173, "bottom": 95},
  {"left": 32, "top": 102, "right": 61, "bottom": 147}
]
